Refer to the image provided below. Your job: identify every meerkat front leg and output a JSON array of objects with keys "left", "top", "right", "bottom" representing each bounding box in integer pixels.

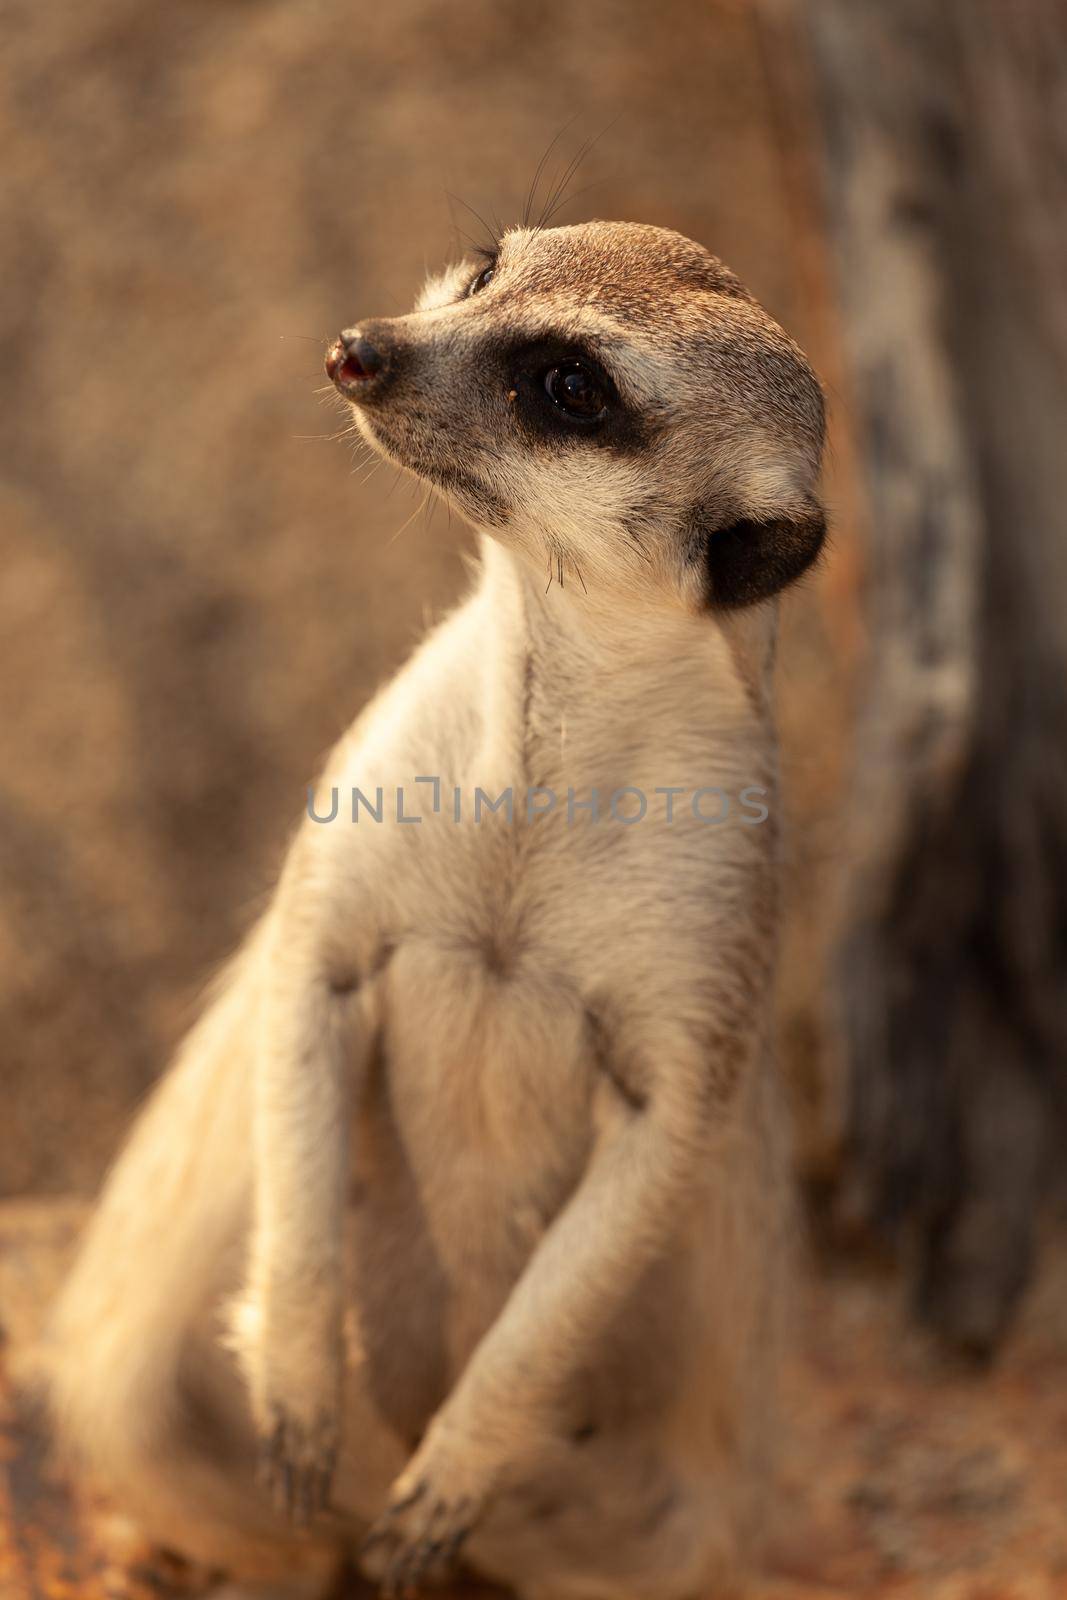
[
  {"left": 363, "top": 1006, "right": 759, "bottom": 1593},
  {"left": 234, "top": 868, "right": 372, "bottom": 1524}
]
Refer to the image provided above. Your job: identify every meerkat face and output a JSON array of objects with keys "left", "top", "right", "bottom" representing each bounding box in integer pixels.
[{"left": 326, "top": 221, "right": 826, "bottom": 612}]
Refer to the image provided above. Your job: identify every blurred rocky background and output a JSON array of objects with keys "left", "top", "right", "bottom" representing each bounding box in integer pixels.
[
  {"left": 0, "top": 0, "right": 861, "bottom": 1199},
  {"left": 2, "top": 0, "right": 1065, "bottom": 1360}
]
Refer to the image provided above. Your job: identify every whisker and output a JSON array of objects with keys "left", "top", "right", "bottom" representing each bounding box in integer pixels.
[
  {"left": 388, "top": 486, "right": 434, "bottom": 545},
  {"left": 537, "top": 137, "right": 594, "bottom": 231},
  {"left": 445, "top": 190, "right": 500, "bottom": 254},
  {"left": 523, "top": 117, "right": 581, "bottom": 229},
  {"left": 352, "top": 457, "right": 385, "bottom": 489},
  {"left": 540, "top": 174, "right": 613, "bottom": 229},
  {"left": 537, "top": 117, "right": 620, "bottom": 231},
  {"left": 292, "top": 428, "right": 358, "bottom": 443},
  {"left": 384, "top": 467, "right": 407, "bottom": 504},
  {"left": 445, "top": 216, "right": 487, "bottom": 258}
]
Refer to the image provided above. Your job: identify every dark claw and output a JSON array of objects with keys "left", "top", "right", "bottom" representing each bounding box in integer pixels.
[
  {"left": 373, "top": 1498, "right": 475, "bottom": 1596},
  {"left": 440, "top": 1521, "right": 474, "bottom": 1567},
  {"left": 411, "top": 1542, "right": 442, "bottom": 1583},
  {"left": 257, "top": 1411, "right": 337, "bottom": 1526},
  {"left": 420, "top": 1535, "right": 457, "bottom": 1586}
]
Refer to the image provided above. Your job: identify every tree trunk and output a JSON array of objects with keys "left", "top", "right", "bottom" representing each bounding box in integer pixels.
[{"left": 805, "top": 0, "right": 1067, "bottom": 1355}]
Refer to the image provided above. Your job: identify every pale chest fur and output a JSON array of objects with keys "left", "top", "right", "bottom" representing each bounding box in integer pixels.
[{"left": 295, "top": 547, "right": 780, "bottom": 1291}]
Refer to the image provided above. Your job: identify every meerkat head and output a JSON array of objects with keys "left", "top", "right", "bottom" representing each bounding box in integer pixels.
[{"left": 326, "top": 221, "right": 826, "bottom": 613}]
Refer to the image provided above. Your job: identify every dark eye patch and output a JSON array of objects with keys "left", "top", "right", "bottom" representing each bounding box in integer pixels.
[{"left": 497, "top": 334, "right": 653, "bottom": 455}]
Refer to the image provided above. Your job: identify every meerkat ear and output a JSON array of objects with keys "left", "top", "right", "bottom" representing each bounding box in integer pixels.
[{"left": 697, "top": 494, "right": 827, "bottom": 610}]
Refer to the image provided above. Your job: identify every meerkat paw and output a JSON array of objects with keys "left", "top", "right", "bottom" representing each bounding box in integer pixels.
[
  {"left": 229, "top": 1288, "right": 343, "bottom": 1525},
  {"left": 359, "top": 1420, "right": 495, "bottom": 1594},
  {"left": 257, "top": 1400, "right": 340, "bottom": 1526}
]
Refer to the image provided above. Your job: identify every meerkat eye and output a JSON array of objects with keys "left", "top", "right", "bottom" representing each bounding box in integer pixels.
[
  {"left": 544, "top": 361, "right": 608, "bottom": 422},
  {"left": 467, "top": 262, "right": 496, "bottom": 297}
]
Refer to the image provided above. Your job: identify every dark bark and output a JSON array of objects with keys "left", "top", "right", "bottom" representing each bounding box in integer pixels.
[{"left": 806, "top": 0, "right": 1067, "bottom": 1354}]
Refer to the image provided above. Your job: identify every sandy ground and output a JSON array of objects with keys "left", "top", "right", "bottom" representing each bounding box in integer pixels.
[{"left": 3, "top": 1201, "right": 1067, "bottom": 1600}]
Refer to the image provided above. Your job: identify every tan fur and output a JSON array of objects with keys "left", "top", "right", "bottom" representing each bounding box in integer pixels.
[{"left": 46, "top": 222, "right": 824, "bottom": 1600}]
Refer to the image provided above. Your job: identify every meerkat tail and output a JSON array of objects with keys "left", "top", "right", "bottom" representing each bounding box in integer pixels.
[{"left": 43, "top": 923, "right": 321, "bottom": 1573}]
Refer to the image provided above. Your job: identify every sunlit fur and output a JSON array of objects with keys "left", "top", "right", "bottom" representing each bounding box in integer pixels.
[{"left": 47, "top": 221, "right": 825, "bottom": 1600}]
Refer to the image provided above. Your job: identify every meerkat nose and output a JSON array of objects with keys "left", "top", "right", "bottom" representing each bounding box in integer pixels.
[{"left": 326, "top": 329, "right": 384, "bottom": 392}]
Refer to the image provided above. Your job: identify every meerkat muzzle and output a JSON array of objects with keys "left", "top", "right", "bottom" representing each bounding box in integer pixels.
[{"left": 326, "top": 329, "right": 384, "bottom": 396}]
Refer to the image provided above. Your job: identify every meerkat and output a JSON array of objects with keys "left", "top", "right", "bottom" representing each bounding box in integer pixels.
[{"left": 46, "top": 220, "right": 826, "bottom": 1600}]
